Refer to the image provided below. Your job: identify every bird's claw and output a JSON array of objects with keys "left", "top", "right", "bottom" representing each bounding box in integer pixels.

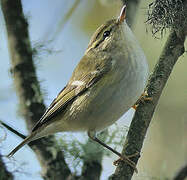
[
  {"left": 132, "top": 90, "right": 152, "bottom": 110},
  {"left": 113, "top": 152, "right": 140, "bottom": 173}
]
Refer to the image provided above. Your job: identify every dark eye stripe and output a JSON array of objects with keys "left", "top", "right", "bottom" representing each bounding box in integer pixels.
[
  {"left": 87, "top": 19, "right": 117, "bottom": 49},
  {"left": 94, "top": 29, "right": 112, "bottom": 48}
]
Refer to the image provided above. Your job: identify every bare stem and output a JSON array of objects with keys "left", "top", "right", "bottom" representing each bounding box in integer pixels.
[{"left": 0, "top": 120, "right": 26, "bottom": 139}]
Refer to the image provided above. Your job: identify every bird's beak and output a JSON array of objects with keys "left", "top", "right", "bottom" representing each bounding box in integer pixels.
[{"left": 117, "top": 5, "right": 126, "bottom": 23}]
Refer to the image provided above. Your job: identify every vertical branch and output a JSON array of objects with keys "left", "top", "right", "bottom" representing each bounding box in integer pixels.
[
  {"left": 81, "top": 156, "right": 102, "bottom": 180},
  {"left": 0, "top": 155, "right": 13, "bottom": 180},
  {"left": 0, "top": 0, "right": 71, "bottom": 179},
  {"left": 1, "top": 0, "right": 44, "bottom": 130},
  {"left": 109, "top": 1, "right": 187, "bottom": 179},
  {"left": 79, "top": 132, "right": 106, "bottom": 180},
  {"left": 173, "top": 164, "right": 187, "bottom": 180},
  {"left": 109, "top": 29, "right": 186, "bottom": 180}
]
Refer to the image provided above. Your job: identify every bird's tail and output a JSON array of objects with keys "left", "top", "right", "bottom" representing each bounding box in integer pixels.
[{"left": 7, "top": 131, "right": 37, "bottom": 157}]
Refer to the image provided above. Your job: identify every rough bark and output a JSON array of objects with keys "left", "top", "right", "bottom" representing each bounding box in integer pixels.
[
  {"left": 109, "top": 13, "right": 186, "bottom": 180},
  {"left": 0, "top": 0, "right": 71, "bottom": 179},
  {"left": 0, "top": 155, "right": 13, "bottom": 180}
]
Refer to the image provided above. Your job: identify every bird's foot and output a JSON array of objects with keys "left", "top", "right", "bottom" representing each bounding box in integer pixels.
[
  {"left": 113, "top": 151, "right": 140, "bottom": 173},
  {"left": 132, "top": 90, "right": 152, "bottom": 110}
]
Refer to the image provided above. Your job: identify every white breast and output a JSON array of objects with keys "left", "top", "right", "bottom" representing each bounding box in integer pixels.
[
  {"left": 65, "top": 22, "right": 149, "bottom": 131},
  {"left": 89, "top": 22, "right": 149, "bottom": 130}
]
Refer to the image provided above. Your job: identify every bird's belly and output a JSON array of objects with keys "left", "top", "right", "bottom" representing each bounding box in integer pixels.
[
  {"left": 38, "top": 58, "right": 148, "bottom": 137},
  {"left": 90, "top": 68, "right": 146, "bottom": 130},
  {"left": 64, "top": 60, "right": 148, "bottom": 131}
]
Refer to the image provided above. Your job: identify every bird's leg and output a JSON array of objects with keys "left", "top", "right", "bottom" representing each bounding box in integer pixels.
[
  {"left": 88, "top": 131, "right": 138, "bottom": 173},
  {"left": 132, "top": 90, "right": 152, "bottom": 110}
]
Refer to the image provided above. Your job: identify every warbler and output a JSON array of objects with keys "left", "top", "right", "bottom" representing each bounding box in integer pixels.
[{"left": 8, "top": 5, "right": 148, "bottom": 171}]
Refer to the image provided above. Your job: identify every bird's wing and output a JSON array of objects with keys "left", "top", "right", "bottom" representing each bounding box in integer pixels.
[{"left": 32, "top": 69, "right": 108, "bottom": 132}]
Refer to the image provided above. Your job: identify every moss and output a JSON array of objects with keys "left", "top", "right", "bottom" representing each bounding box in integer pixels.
[{"left": 147, "top": 0, "right": 186, "bottom": 36}]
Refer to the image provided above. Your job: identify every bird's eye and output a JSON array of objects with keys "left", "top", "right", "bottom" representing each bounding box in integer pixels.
[{"left": 103, "top": 31, "right": 110, "bottom": 38}]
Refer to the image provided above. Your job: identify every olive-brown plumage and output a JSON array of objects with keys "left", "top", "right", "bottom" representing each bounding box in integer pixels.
[{"left": 8, "top": 6, "right": 148, "bottom": 171}]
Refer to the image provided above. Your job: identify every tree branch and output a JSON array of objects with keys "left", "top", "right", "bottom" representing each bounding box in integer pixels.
[
  {"left": 80, "top": 158, "right": 102, "bottom": 180},
  {"left": 0, "top": 120, "right": 26, "bottom": 139},
  {"left": 0, "top": 155, "right": 13, "bottom": 180},
  {"left": 0, "top": 119, "right": 38, "bottom": 148},
  {"left": 78, "top": 132, "right": 107, "bottom": 180},
  {"left": 173, "top": 164, "right": 187, "bottom": 180},
  {"left": 109, "top": 22, "right": 186, "bottom": 180},
  {"left": 0, "top": 0, "right": 71, "bottom": 179}
]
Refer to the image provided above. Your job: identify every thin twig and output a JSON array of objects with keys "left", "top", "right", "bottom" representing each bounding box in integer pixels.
[
  {"left": 0, "top": 120, "right": 26, "bottom": 139},
  {"left": 48, "top": 0, "right": 81, "bottom": 40}
]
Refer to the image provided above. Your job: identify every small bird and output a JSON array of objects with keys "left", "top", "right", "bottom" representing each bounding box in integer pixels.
[{"left": 8, "top": 5, "right": 148, "bottom": 171}]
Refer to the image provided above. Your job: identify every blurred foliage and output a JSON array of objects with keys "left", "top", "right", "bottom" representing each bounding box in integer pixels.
[
  {"left": 32, "top": 40, "right": 59, "bottom": 59},
  {"left": 49, "top": 0, "right": 122, "bottom": 40},
  {"left": 57, "top": 124, "right": 128, "bottom": 174},
  {"left": 52, "top": 0, "right": 81, "bottom": 40},
  {"left": 74, "top": 0, "right": 122, "bottom": 34}
]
